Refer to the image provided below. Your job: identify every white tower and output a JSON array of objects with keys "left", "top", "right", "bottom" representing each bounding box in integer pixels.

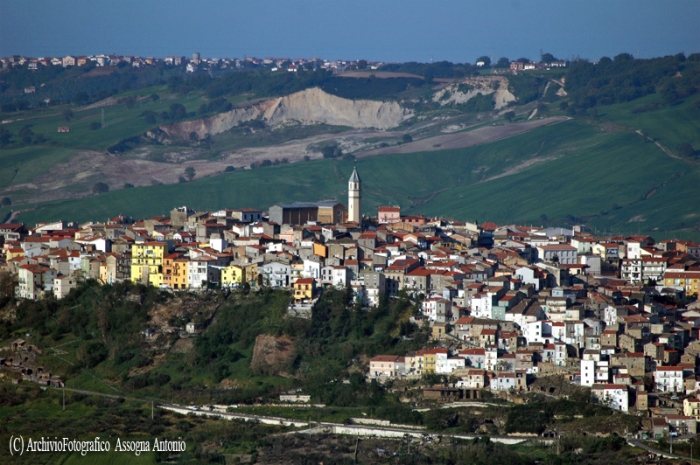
[{"left": 348, "top": 165, "right": 362, "bottom": 224}]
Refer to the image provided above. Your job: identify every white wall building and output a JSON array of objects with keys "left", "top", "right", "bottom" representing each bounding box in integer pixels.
[{"left": 655, "top": 367, "right": 684, "bottom": 393}]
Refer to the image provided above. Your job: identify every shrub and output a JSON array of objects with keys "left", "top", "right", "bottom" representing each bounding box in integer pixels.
[{"left": 92, "top": 182, "right": 109, "bottom": 194}]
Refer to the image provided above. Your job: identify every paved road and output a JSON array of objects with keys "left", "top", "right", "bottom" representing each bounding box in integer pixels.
[
  {"left": 45, "top": 385, "right": 553, "bottom": 445},
  {"left": 628, "top": 439, "right": 684, "bottom": 460}
]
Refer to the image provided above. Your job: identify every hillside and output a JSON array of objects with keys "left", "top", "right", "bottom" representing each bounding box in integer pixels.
[
  {"left": 4, "top": 111, "right": 700, "bottom": 240},
  {"left": 1, "top": 55, "right": 699, "bottom": 235}
]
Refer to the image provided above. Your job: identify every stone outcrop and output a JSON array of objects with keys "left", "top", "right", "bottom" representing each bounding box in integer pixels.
[
  {"left": 160, "top": 88, "right": 412, "bottom": 140},
  {"left": 433, "top": 76, "right": 516, "bottom": 110}
]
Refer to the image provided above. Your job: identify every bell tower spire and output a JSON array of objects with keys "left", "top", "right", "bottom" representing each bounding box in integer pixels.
[{"left": 348, "top": 164, "right": 362, "bottom": 224}]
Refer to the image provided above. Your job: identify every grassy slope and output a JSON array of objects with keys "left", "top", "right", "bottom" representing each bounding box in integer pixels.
[
  {"left": 2, "top": 85, "right": 699, "bottom": 238},
  {"left": 4, "top": 117, "right": 699, "bottom": 240},
  {"left": 598, "top": 93, "right": 700, "bottom": 151},
  {"left": 1, "top": 85, "right": 205, "bottom": 152},
  {"left": 2, "top": 120, "right": 591, "bottom": 224}
]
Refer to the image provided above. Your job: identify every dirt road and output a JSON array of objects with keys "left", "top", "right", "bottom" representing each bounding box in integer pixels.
[{"left": 356, "top": 116, "right": 570, "bottom": 157}]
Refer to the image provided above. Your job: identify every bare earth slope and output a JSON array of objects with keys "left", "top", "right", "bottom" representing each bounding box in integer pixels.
[
  {"left": 160, "top": 88, "right": 412, "bottom": 140},
  {"left": 357, "top": 116, "right": 569, "bottom": 157}
]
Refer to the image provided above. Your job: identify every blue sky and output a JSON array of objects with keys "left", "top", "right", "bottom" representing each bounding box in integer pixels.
[{"left": 1, "top": 0, "right": 698, "bottom": 63}]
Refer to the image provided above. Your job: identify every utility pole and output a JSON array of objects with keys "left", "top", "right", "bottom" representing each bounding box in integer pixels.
[{"left": 670, "top": 429, "right": 673, "bottom": 455}]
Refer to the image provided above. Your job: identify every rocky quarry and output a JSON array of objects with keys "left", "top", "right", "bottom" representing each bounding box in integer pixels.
[{"left": 160, "top": 87, "right": 412, "bottom": 140}]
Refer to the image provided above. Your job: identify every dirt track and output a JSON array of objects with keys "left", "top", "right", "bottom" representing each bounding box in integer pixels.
[
  {"left": 2, "top": 117, "right": 570, "bottom": 206},
  {"left": 356, "top": 116, "right": 570, "bottom": 157}
]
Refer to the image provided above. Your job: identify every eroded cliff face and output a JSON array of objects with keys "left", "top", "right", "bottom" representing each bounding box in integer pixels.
[
  {"left": 159, "top": 105, "right": 263, "bottom": 140},
  {"left": 433, "top": 76, "right": 516, "bottom": 110},
  {"left": 159, "top": 88, "right": 412, "bottom": 140}
]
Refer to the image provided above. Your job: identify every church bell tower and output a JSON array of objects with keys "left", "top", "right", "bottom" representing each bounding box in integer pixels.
[{"left": 348, "top": 165, "right": 361, "bottom": 224}]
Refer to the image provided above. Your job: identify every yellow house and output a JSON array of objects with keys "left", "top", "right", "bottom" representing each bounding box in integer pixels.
[
  {"left": 684, "top": 396, "right": 700, "bottom": 420},
  {"left": 293, "top": 278, "right": 315, "bottom": 302},
  {"left": 5, "top": 248, "right": 24, "bottom": 261},
  {"left": 313, "top": 242, "right": 328, "bottom": 258},
  {"left": 171, "top": 258, "right": 189, "bottom": 290},
  {"left": 423, "top": 352, "right": 437, "bottom": 374},
  {"left": 130, "top": 242, "right": 167, "bottom": 287},
  {"left": 221, "top": 263, "right": 258, "bottom": 288},
  {"left": 664, "top": 270, "right": 700, "bottom": 297}
]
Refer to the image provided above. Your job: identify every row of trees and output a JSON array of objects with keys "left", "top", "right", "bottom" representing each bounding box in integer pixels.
[{"left": 564, "top": 52, "right": 700, "bottom": 111}]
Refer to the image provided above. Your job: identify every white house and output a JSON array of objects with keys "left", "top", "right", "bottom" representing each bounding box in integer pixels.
[
  {"left": 459, "top": 348, "right": 486, "bottom": 369},
  {"left": 655, "top": 366, "right": 684, "bottom": 393},
  {"left": 455, "top": 369, "right": 487, "bottom": 389},
  {"left": 446, "top": 356, "right": 466, "bottom": 373},
  {"left": 422, "top": 297, "right": 451, "bottom": 324},
  {"left": 522, "top": 320, "right": 553, "bottom": 345},
  {"left": 303, "top": 258, "right": 321, "bottom": 279},
  {"left": 187, "top": 258, "right": 210, "bottom": 289},
  {"left": 260, "top": 262, "right": 291, "bottom": 288},
  {"left": 591, "top": 384, "right": 629, "bottom": 412}
]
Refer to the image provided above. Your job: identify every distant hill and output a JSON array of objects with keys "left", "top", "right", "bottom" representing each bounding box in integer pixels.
[{"left": 1, "top": 55, "right": 699, "bottom": 237}]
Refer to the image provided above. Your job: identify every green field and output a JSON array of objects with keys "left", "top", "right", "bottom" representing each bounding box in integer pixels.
[
  {"left": 4, "top": 116, "right": 699, "bottom": 239},
  {"left": 1, "top": 72, "right": 699, "bottom": 239},
  {"left": 0, "top": 86, "right": 205, "bottom": 152}
]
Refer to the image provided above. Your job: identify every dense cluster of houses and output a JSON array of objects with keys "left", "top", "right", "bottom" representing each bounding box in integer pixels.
[
  {"left": 3, "top": 52, "right": 564, "bottom": 78},
  {"left": 1, "top": 52, "right": 380, "bottom": 75},
  {"left": 2, "top": 166, "right": 700, "bottom": 437}
]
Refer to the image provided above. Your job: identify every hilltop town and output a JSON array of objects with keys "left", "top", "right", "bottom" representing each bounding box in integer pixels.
[{"left": 1, "top": 163, "right": 700, "bottom": 445}]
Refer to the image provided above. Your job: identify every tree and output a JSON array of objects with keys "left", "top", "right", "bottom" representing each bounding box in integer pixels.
[
  {"left": 73, "top": 92, "right": 89, "bottom": 105},
  {"left": 92, "top": 182, "right": 109, "bottom": 194},
  {"left": 541, "top": 53, "right": 556, "bottom": 63},
  {"left": 476, "top": 55, "right": 491, "bottom": 67},
  {"left": 677, "top": 143, "right": 696, "bottom": 158},
  {"left": 19, "top": 125, "right": 34, "bottom": 144},
  {"left": 516, "top": 57, "right": 530, "bottom": 64},
  {"left": 357, "top": 60, "right": 368, "bottom": 70},
  {"left": 124, "top": 96, "right": 136, "bottom": 110},
  {"left": 169, "top": 103, "right": 187, "bottom": 121},
  {"left": 224, "top": 165, "right": 235, "bottom": 172},
  {"left": 89, "top": 121, "right": 100, "bottom": 130},
  {"left": 402, "top": 133, "right": 413, "bottom": 143},
  {"left": 63, "top": 109, "right": 74, "bottom": 121},
  {"left": 0, "top": 128, "right": 11, "bottom": 146},
  {"left": 0, "top": 197, "right": 10, "bottom": 206},
  {"left": 322, "top": 145, "right": 342, "bottom": 159},
  {"left": 150, "top": 93, "right": 160, "bottom": 102},
  {"left": 504, "top": 111, "right": 515, "bottom": 122},
  {"left": 496, "top": 57, "right": 510, "bottom": 68},
  {"left": 123, "top": 183, "right": 134, "bottom": 188},
  {"left": 184, "top": 167, "right": 196, "bottom": 181}
]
